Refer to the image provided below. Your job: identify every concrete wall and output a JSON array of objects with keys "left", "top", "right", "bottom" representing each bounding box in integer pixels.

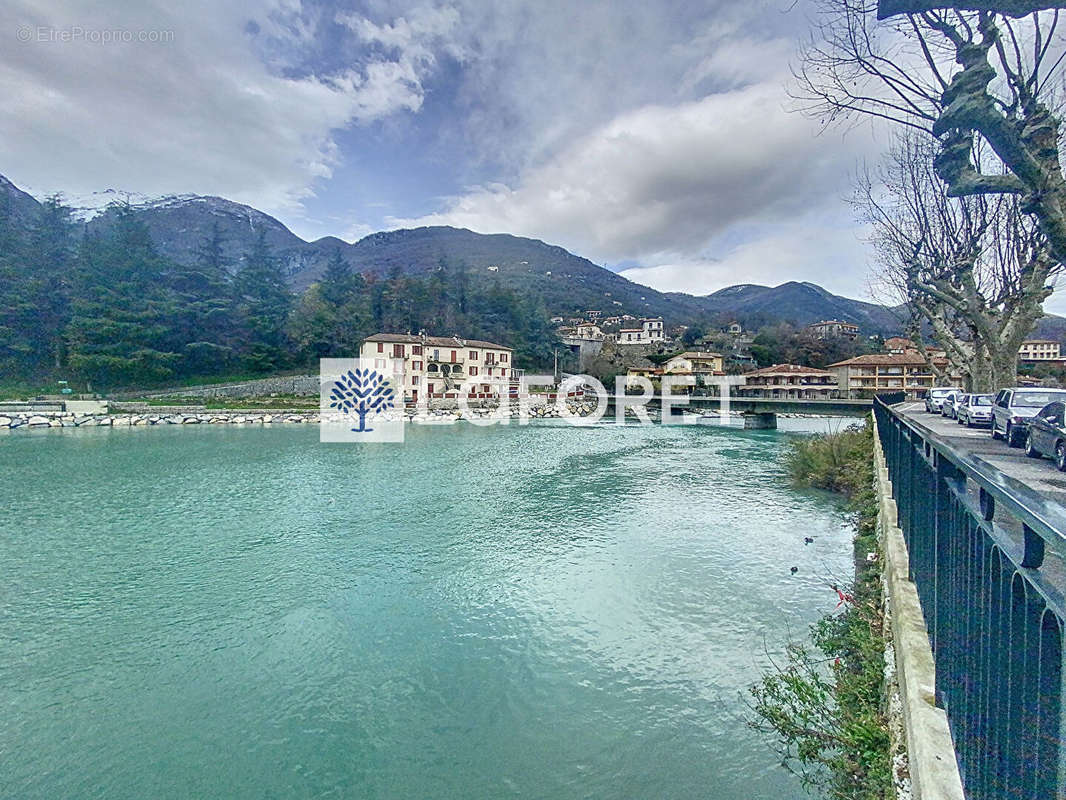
[{"left": 873, "top": 423, "right": 965, "bottom": 800}]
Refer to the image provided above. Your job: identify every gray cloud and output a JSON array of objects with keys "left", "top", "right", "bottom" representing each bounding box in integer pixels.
[
  {"left": 0, "top": 0, "right": 443, "bottom": 216},
  {"left": 0, "top": 0, "right": 903, "bottom": 304}
]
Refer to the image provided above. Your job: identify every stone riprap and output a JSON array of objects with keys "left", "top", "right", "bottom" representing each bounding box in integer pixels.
[{"left": 0, "top": 401, "right": 603, "bottom": 430}]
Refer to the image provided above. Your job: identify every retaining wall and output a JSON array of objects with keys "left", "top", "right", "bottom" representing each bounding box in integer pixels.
[{"left": 873, "top": 423, "right": 965, "bottom": 800}]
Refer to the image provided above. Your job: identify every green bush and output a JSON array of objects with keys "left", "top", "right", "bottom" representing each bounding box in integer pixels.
[
  {"left": 785, "top": 422, "right": 873, "bottom": 500},
  {"left": 751, "top": 419, "right": 891, "bottom": 800}
]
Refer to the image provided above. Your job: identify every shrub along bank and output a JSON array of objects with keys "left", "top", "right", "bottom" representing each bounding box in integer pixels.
[{"left": 750, "top": 420, "right": 892, "bottom": 800}]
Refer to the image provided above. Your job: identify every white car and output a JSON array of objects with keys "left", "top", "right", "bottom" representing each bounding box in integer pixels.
[
  {"left": 925, "top": 387, "right": 963, "bottom": 414},
  {"left": 956, "top": 394, "right": 993, "bottom": 427}
]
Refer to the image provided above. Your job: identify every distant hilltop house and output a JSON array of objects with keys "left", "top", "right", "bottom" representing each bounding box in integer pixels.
[
  {"left": 586, "top": 310, "right": 602, "bottom": 320},
  {"left": 573, "top": 322, "right": 605, "bottom": 340},
  {"left": 725, "top": 321, "right": 743, "bottom": 335},
  {"left": 807, "top": 319, "right": 860, "bottom": 340},
  {"left": 884, "top": 336, "right": 915, "bottom": 354},
  {"left": 617, "top": 317, "right": 665, "bottom": 345},
  {"left": 738, "top": 364, "right": 837, "bottom": 400},
  {"left": 827, "top": 353, "right": 962, "bottom": 399},
  {"left": 882, "top": 336, "right": 946, "bottom": 359},
  {"left": 360, "top": 333, "right": 519, "bottom": 405}
]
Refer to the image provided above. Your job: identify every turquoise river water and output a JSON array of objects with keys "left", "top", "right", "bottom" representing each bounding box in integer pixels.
[{"left": 0, "top": 419, "right": 857, "bottom": 799}]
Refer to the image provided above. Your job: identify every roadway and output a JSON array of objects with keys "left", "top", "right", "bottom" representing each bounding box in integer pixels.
[
  {"left": 895, "top": 401, "right": 1066, "bottom": 506},
  {"left": 893, "top": 401, "right": 1066, "bottom": 600}
]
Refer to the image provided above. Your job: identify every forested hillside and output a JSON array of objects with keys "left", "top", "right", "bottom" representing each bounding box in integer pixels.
[{"left": 0, "top": 197, "right": 558, "bottom": 391}]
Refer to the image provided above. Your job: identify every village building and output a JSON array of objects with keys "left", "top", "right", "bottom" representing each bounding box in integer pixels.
[
  {"left": 737, "top": 364, "right": 838, "bottom": 400},
  {"left": 827, "top": 353, "right": 963, "bottom": 399},
  {"left": 725, "top": 322, "right": 743, "bottom": 335},
  {"left": 360, "top": 333, "right": 519, "bottom": 404},
  {"left": 624, "top": 366, "right": 664, "bottom": 389},
  {"left": 807, "top": 319, "right": 860, "bottom": 340},
  {"left": 884, "top": 336, "right": 915, "bottom": 354},
  {"left": 1019, "top": 339, "right": 1062, "bottom": 362},
  {"left": 573, "top": 322, "right": 605, "bottom": 340},
  {"left": 882, "top": 336, "right": 946, "bottom": 359},
  {"left": 616, "top": 317, "right": 666, "bottom": 345},
  {"left": 664, "top": 351, "right": 724, "bottom": 375}
]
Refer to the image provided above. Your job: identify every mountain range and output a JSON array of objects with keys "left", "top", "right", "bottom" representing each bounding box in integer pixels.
[{"left": 7, "top": 173, "right": 1064, "bottom": 339}]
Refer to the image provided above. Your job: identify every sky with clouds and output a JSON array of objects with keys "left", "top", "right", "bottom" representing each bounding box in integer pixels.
[{"left": 6, "top": 0, "right": 1034, "bottom": 310}]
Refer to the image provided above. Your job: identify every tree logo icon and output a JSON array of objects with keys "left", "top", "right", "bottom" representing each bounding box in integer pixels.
[{"left": 328, "top": 368, "right": 396, "bottom": 432}]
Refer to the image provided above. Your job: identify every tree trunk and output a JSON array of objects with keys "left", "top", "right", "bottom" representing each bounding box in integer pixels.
[{"left": 987, "top": 348, "right": 1017, "bottom": 392}]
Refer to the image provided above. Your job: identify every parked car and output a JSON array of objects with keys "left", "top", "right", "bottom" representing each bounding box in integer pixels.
[
  {"left": 991, "top": 388, "right": 1066, "bottom": 447},
  {"left": 941, "top": 391, "right": 966, "bottom": 419},
  {"left": 925, "top": 387, "right": 963, "bottom": 414},
  {"left": 1024, "top": 401, "right": 1066, "bottom": 470},
  {"left": 956, "top": 394, "right": 994, "bottom": 427}
]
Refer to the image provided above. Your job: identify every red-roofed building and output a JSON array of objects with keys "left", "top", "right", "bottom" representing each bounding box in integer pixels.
[
  {"left": 360, "top": 333, "right": 520, "bottom": 404},
  {"left": 738, "top": 364, "right": 838, "bottom": 399},
  {"left": 827, "top": 353, "right": 962, "bottom": 399}
]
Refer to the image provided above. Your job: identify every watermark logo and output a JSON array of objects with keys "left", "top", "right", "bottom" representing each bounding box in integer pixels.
[
  {"left": 320, "top": 358, "right": 403, "bottom": 443},
  {"left": 320, "top": 357, "right": 748, "bottom": 444},
  {"left": 17, "top": 25, "right": 175, "bottom": 44}
]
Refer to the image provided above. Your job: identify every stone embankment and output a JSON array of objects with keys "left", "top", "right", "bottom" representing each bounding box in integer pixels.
[
  {"left": 0, "top": 400, "right": 603, "bottom": 430},
  {"left": 109, "top": 374, "right": 320, "bottom": 401}
]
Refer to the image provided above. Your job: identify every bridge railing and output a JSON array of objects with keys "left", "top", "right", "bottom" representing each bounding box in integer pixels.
[{"left": 873, "top": 396, "right": 1065, "bottom": 800}]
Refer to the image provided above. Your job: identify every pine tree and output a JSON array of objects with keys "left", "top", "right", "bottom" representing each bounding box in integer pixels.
[
  {"left": 171, "top": 222, "right": 235, "bottom": 375},
  {"left": 232, "top": 229, "right": 293, "bottom": 371},
  {"left": 65, "top": 205, "right": 182, "bottom": 388}
]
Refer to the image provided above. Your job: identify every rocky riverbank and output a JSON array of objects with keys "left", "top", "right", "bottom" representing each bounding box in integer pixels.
[{"left": 0, "top": 400, "right": 604, "bottom": 430}]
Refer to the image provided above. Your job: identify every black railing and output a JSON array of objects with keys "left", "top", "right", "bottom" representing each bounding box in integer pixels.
[{"left": 873, "top": 395, "right": 1065, "bottom": 800}]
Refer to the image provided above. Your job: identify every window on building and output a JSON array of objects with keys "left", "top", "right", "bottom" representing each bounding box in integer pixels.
[
  {"left": 376, "top": 342, "right": 384, "bottom": 353},
  {"left": 412, "top": 361, "right": 422, "bottom": 370},
  {"left": 393, "top": 344, "right": 405, "bottom": 358},
  {"left": 433, "top": 349, "right": 439, "bottom": 360},
  {"left": 451, "top": 350, "right": 457, "bottom": 362},
  {"left": 412, "top": 345, "right": 422, "bottom": 355},
  {"left": 501, "top": 353, "right": 508, "bottom": 363},
  {"left": 374, "top": 358, "right": 385, "bottom": 369},
  {"left": 469, "top": 350, "right": 478, "bottom": 360},
  {"left": 412, "top": 376, "right": 419, "bottom": 385},
  {"left": 470, "top": 366, "right": 478, "bottom": 376}
]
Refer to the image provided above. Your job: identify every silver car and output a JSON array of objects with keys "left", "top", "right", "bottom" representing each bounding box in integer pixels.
[
  {"left": 992, "top": 388, "right": 1066, "bottom": 447},
  {"left": 941, "top": 391, "right": 966, "bottom": 419},
  {"left": 956, "top": 394, "right": 993, "bottom": 427}
]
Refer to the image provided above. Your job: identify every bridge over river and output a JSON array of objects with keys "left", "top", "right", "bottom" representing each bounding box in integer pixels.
[
  {"left": 874, "top": 395, "right": 1066, "bottom": 800},
  {"left": 602, "top": 393, "right": 873, "bottom": 427}
]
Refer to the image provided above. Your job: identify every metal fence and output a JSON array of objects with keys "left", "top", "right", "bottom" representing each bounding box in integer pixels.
[{"left": 874, "top": 395, "right": 1065, "bottom": 800}]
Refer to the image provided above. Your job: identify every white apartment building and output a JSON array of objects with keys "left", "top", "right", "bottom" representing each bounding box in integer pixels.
[
  {"left": 1019, "top": 340, "right": 1062, "bottom": 361},
  {"left": 617, "top": 317, "right": 665, "bottom": 345},
  {"left": 359, "top": 333, "right": 518, "bottom": 404},
  {"left": 808, "top": 320, "right": 859, "bottom": 340}
]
